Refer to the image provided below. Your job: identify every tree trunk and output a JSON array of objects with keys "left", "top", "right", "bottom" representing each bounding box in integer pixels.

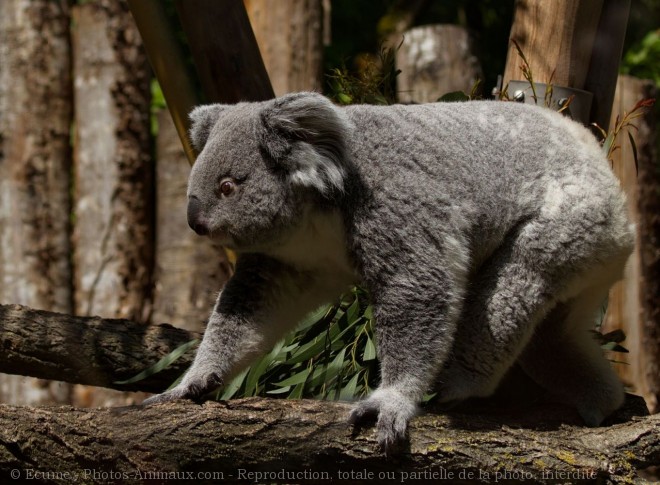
[
  {"left": 603, "top": 75, "right": 659, "bottom": 414},
  {"left": 152, "top": 111, "right": 232, "bottom": 332},
  {"left": 503, "top": 0, "right": 603, "bottom": 88},
  {"left": 71, "top": 0, "right": 153, "bottom": 406},
  {"left": 0, "top": 399, "right": 657, "bottom": 484},
  {"left": 71, "top": 0, "right": 153, "bottom": 324},
  {"left": 396, "top": 25, "right": 483, "bottom": 103},
  {"left": 244, "top": 0, "right": 324, "bottom": 95},
  {"left": 0, "top": 0, "right": 73, "bottom": 405}
]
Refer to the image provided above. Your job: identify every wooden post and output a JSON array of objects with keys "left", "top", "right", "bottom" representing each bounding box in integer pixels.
[
  {"left": 503, "top": 0, "right": 630, "bottom": 131},
  {"left": 583, "top": 0, "right": 631, "bottom": 132},
  {"left": 244, "top": 0, "right": 324, "bottom": 96},
  {"left": 151, "top": 111, "right": 232, "bottom": 332},
  {"left": 603, "top": 75, "right": 659, "bottom": 414},
  {"left": 396, "top": 25, "right": 483, "bottom": 102},
  {"left": 503, "top": 0, "right": 603, "bottom": 88},
  {"left": 0, "top": 0, "right": 73, "bottom": 405}
]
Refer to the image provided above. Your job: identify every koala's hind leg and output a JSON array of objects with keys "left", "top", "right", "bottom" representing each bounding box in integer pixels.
[
  {"left": 519, "top": 280, "right": 625, "bottom": 426},
  {"left": 436, "top": 191, "right": 633, "bottom": 407}
]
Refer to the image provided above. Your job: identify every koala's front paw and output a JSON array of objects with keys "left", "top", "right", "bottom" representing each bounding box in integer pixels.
[
  {"left": 142, "top": 372, "right": 223, "bottom": 406},
  {"left": 348, "top": 387, "right": 418, "bottom": 454}
]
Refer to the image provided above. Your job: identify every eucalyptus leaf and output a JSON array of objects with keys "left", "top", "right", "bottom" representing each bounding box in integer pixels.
[
  {"left": 219, "top": 367, "right": 250, "bottom": 400},
  {"left": 339, "top": 371, "right": 361, "bottom": 401},
  {"left": 274, "top": 367, "right": 312, "bottom": 387},
  {"left": 438, "top": 91, "right": 470, "bottom": 102},
  {"left": 363, "top": 334, "right": 377, "bottom": 361},
  {"left": 115, "top": 339, "right": 198, "bottom": 385}
]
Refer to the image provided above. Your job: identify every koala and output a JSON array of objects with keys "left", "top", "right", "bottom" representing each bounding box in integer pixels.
[{"left": 144, "top": 92, "right": 634, "bottom": 452}]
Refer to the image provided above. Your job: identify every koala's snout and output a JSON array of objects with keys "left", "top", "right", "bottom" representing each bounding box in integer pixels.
[{"left": 187, "top": 195, "right": 209, "bottom": 236}]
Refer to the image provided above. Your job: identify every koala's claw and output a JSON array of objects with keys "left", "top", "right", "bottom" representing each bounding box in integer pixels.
[
  {"left": 142, "top": 372, "right": 223, "bottom": 406},
  {"left": 348, "top": 388, "right": 417, "bottom": 454}
]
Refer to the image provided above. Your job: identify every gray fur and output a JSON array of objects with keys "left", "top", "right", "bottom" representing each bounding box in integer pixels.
[{"left": 144, "top": 92, "right": 634, "bottom": 453}]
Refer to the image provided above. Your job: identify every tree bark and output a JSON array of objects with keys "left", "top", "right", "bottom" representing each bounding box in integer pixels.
[
  {"left": 396, "top": 25, "right": 483, "bottom": 103},
  {"left": 71, "top": 0, "right": 153, "bottom": 324},
  {"left": 0, "top": 0, "right": 73, "bottom": 405},
  {"left": 0, "top": 399, "right": 657, "bottom": 484},
  {"left": 244, "top": 0, "right": 324, "bottom": 96},
  {"left": 603, "top": 75, "right": 659, "bottom": 414},
  {"left": 0, "top": 303, "right": 196, "bottom": 394},
  {"left": 152, "top": 111, "right": 231, "bottom": 332}
]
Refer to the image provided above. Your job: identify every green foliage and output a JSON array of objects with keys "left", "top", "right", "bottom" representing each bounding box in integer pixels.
[
  {"left": 218, "top": 287, "right": 379, "bottom": 401},
  {"left": 621, "top": 29, "right": 660, "bottom": 87},
  {"left": 150, "top": 79, "right": 167, "bottom": 137}
]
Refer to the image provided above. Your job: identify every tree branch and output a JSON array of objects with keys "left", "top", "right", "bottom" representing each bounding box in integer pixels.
[
  {"left": 0, "top": 303, "right": 197, "bottom": 393},
  {"left": 0, "top": 398, "right": 657, "bottom": 483}
]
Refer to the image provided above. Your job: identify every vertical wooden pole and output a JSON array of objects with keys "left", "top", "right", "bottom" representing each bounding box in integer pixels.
[
  {"left": 503, "top": 0, "right": 603, "bottom": 88},
  {"left": 0, "top": 0, "right": 73, "bottom": 405},
  {"left": 583, "top": 0, "right": 631, "bottom": 132},
  {"left": 244, "top": 0, "right": 324, "bottom": 96}
]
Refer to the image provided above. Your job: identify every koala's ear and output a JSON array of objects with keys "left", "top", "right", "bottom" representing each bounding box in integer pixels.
[
  {"left": 189, "top": 104, "right": 227, "bottom": 152},
  {"left": 260, "top": 92, "right": 351, "bottom": 195}
]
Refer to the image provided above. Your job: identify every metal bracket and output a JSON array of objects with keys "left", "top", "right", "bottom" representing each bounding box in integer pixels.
[{"left": 506, "top": 81, "right": 593, "bottom": 125}]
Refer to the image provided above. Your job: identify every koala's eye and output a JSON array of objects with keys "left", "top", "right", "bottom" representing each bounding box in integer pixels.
[{"left": 219, "top": 178, "right": 237, "bottom": 197}]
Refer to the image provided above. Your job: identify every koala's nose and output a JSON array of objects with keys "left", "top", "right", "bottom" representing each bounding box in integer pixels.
[{"left": 187, "top": 196, "right": 209, "bottom": 236}]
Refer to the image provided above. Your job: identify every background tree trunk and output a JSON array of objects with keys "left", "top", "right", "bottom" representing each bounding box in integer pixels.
[
  {"left": 0, "top": 0, "right": 73, "bottom": 406},
  {"left": 71, "top": 0, "right": 153, "bottom": 407},
  {"left": 244, "top": 0, "right": 324, "bottom": 95},
  {"left": 0, "top": 398, "right": 657, "bottom": 484},
  {"left": 152, "top": 111, "right": 232, "bottom": 332},
  {"left": 396, "top": 25, "right": 482, "bottom": 102},
  {"left": 603, "top": 75, "right": 659, "bottom": 414},
  {"left": 71, "top": 0, "right": 153, "bottom": 324}
]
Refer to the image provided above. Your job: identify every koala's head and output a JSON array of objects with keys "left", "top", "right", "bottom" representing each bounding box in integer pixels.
[{"left": 186, "top": 92, "right": 351, "bottom": 251}]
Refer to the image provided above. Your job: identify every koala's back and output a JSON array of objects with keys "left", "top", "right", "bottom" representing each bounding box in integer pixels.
[{"left": 343, "top": 101, "right": 626, "bottom": 266}]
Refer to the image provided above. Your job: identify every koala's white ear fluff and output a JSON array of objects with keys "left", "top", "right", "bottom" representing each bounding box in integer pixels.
[
  {"left": 260, "top": 92, "right": 351, "bottom": 195},
  {"left": 189, "top": 104, "right": 227, "bottom": 152}
]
